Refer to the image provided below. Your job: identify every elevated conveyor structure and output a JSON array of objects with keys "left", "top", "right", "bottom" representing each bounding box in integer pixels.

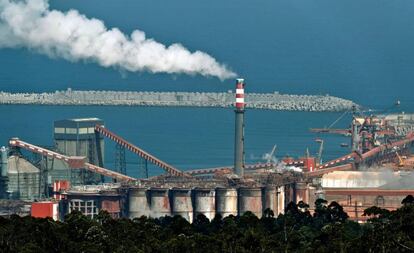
[
  {"left": 317, "top": 152, "right": 360, "bottom": 170},
  {"left": 361, "top": 134, "right": 414, "bottom": 161},
  {"left": 188, "top": 134, "right": 414, "bottom": 177},
  {"left": 305, "top": 163, "right": 354, "bottom": 178},
  {"left": 94, "top": 125, "right": 190, "bottom": 178},
  {"left": 187, "top": 163, "right": 279, "bottom": 176},
  {"left": 8, "top": 138, "right": 136, "bottom": 182}
]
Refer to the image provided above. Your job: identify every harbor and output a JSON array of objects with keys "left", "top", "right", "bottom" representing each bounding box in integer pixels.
[{"left": 0, "top": 79, "right": 413, "bottom": 223}]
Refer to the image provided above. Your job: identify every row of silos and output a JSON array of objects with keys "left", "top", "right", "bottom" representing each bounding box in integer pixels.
[{"left": 128, "top": 186, "right": 289, "bottom": 222}]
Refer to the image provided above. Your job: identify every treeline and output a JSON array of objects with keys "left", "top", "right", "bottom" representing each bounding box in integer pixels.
[{"left": 1, "top": 197, "right": 414, "bottom": 252}]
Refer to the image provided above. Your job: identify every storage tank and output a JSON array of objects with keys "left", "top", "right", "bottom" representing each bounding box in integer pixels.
[
  {"left": 7, "top": 156, "right": 40, "bottom": 200},
  {"left": 277, "top": 185, "right": 285, "bottom": 215},
  {"left": 263, "top": 187, "right": 278, "bottom": 215},
  {"left": 1, "top": 146, "right": 7, "bottom": 177},
  {"left": 295, "top": 182, "right": 309, "bottom": 204},
  {"left": 171, "top": 188, "right": 193, "bottom": 223},
  {"left": 216, "top": 188, "right": 237, "bottom": 217},
  {"left": 149, "top": 188, "right": 171, "bottom": 218},
  {"left": 284, "top": 184, "right": 295, "bottom": 204},
  {"left": 193, "top": 188, "right": 215, "bottom": 220},
  {"left": 238, "top": 187, "right": 262, "bottom": 218},
  {"left": 307, "top": 186, "right": 317, "bottom": 210},
  {"left": 129, "top": 188, "right": 150, "bottom": 219}
]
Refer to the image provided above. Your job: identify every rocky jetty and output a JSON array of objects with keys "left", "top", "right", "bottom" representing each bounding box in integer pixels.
[{"left": 0, "top": 89, "right": 358, "bottom": 112}]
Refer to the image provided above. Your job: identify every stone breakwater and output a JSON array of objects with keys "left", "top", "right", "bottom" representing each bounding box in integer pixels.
[{"left": 0, "top": 90, "right": 359, "bottom": 112}]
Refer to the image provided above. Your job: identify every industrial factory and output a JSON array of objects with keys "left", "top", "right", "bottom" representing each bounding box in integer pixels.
[{"left": 1, "top": 79, "right": 414, "bottom": 223}]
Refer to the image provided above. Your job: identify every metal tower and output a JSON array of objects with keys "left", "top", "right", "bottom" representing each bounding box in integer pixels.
[{"left": 115, "top": 143, "right": 127, "bottom": 175}]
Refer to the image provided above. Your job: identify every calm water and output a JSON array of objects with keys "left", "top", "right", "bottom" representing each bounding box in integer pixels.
[
  {"left": 0, "top": 0, "right": 413, "bottom": 177},
  {"left": 0, "top": 105, "right": 350, "bottom": 178}
]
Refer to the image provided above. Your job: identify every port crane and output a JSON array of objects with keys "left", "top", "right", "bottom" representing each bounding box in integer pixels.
[
  {"left": 263, "top": 144, "right": 277, "bottom": 164},
  {"left": 311, "top": 103, "right": 401, "bottom": 147},
  {"left": 396, "top": 151, "right": 406, "bottom": 167},
  {"left": 315, "top": 138, "right": 324, "bottom": 164}
]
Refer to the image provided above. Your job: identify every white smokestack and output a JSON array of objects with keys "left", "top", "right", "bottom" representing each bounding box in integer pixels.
[{"left": 0, "top": 0, "right": 236, "bottom": 80}]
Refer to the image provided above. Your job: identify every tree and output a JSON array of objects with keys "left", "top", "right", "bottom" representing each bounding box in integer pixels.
[
  {"left": 402, "top": 195, "right": 414, "bottom": 205},
  {"left": 263, "top": 208, "right": 274, "bottom": 218}
]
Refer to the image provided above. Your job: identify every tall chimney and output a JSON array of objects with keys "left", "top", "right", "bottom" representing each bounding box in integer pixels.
[{"left": 234, "top": 78, "right": 245, "bottom": 176}]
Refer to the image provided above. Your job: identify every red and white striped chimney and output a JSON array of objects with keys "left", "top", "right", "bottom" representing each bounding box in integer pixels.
[
  {"left": 234, "top": 78, "right": 245, "bottom": 176},
  {"left": 235, "top": 78, "right": 245, "bottom": 110}
]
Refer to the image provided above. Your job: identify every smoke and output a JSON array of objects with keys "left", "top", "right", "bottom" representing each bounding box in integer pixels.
[
  {"left": 284, "top": 165, "right": 303, "bottom": 173},
  {"left": 266, "top": 160, "right": 303, "bottom": 173},
  {"left": 0, "top": 0, "right": 236, "bottom": 80}
]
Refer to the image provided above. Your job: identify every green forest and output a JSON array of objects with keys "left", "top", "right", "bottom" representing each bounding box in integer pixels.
[{"left": 2, "top": 196, "right": 414, "bottom": 253}]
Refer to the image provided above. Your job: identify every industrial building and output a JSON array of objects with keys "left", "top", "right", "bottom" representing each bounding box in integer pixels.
[
  {"left": 1, "top": 78, "right": 414, "bottom": 223},
  {"left": 321, "top": 170, "right": 414, "bottom": 221},
  {"left": 54, "top": 118, "right": 105, "bottom": 184}
]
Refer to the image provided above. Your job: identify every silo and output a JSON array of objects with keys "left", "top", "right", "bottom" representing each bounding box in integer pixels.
[
  {"left": 171, "top": 188, "right": 193, "bottom": 223},
  {"left": 149, "top": 188, "right": 171, "bottom": 218},
  {"left": 193, "top": 188, "right": 215, "bottom": 220},
  {"left": 129, "top": 188, "right": 150, "bottom": 219},
  {"left": 277, "top": 185, "right": 285, "bottom": 215},
  {"left": 295, "top": 182, "right": 309, "bottom": 204},
  {"left": 7, "top": 156, "right": 40, "bottom": 200},
  {"left": 1, "top": 146, "right": 8, "bottom": 177},
  {"left": 0, "top": 146, "right": 8, "bottom": 199},
  {"left": 307, "top": 186, "right": 317, "bottom": 211},
  {"left": 238, "top": 187, "right": 262, "bottom": 218},
  {"left": 263, "top": 187, "right": 278, "bottom": 215},
  {"left": 216, "top": 188, "right": 238, "bottom": 217}
]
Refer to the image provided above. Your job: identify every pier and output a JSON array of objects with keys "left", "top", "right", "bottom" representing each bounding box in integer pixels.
[{"left": 0, "top": 89, "right": 358, "bottom": 112}]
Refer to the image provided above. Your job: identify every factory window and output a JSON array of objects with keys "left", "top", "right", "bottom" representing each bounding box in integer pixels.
[
  {"left": 78, "top": 128, "right": 88, "bottom": 134},
  {"left": 65, "top": 128, "right": 77, "bottom": 134},
  {"left": 375, "top": 196, "right": 385, "bottom": 207},
  {"left": 54, "top": 127, "right": 65, "bottom": 134},
  {"left": 69, "top": 199, "right": 98, "bottom": 218}
]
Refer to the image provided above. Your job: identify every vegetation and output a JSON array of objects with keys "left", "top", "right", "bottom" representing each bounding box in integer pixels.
[{"left": 1, "top": 196, "right": 414, "bottom": 252}]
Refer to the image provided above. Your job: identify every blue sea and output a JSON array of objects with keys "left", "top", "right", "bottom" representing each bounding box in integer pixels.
[
  {"left": 0, "top": 0, "right": 413, "bottom": 178},
  {"left": 0, "top": 105, "right": 351, "bottom": 177}
]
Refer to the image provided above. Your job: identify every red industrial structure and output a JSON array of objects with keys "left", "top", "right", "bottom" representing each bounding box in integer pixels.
[{"left": 31, "top": 201, "right": 59, "bottom": 220}]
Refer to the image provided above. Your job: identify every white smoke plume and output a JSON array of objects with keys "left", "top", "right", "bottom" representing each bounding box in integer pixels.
[{"left": 0, "top": 0, "right": 236, "bottom": 80}]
